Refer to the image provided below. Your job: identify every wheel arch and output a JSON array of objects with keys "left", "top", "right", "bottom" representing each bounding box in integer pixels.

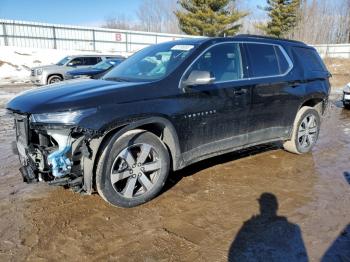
[
  {"left": 83, "top": 116, "right": 183, "bottom": 194},
  {"left": 299, "top": 95, "right": 327, "bottom": 116},
  {"left": 47, "top": 73, "right": 63, "bottom": 84}
]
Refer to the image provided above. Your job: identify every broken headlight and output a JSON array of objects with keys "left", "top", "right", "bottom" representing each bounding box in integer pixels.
[{"left": 30, "top": 109, "right": 96, "bottom": 125}]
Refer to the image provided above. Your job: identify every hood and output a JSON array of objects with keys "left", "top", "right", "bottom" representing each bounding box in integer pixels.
[
  {"left": 67, "top": 67, "right": 105, "bottom": 76},
  {"left": 6, "top": 79, "right": 149, "bottom": 114},
  {"left": 32, "top": 64, "right": 62, "bottom": 70}
]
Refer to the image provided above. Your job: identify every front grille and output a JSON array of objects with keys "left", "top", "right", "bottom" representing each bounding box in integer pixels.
[
  {"left": 15, "top": 114, "right": 29, "bottom": 145},
  {"left": 31, "top": 69, "right": 35, "bottom": 76}
]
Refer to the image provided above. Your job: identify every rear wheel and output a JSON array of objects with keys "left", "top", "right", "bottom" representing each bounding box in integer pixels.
[
  {"left": 47, "top": 75, "right": 62, "bottom": 84},
  {"left": 283, "top": 107, "right": 320, "bottom": 154},
  {"left": 96, "top": 130, "right": 170, "bottom": 208},
  {"left": 343, "top": 102, "right": 350, "bottom": 110}
]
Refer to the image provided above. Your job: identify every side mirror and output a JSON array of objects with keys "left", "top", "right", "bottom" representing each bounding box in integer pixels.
[{"left": 183, "top": 70, "right": 215, "bottom": 87}]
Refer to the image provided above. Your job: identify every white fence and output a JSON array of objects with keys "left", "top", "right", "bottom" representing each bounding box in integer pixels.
[
  {"left": 313, "top": 44, "right": 350, "bottom": 59},
  {"left": 0, "top": 19, "right": 197, "bottom": 54},
  {"left": 1, "top": 19, "right": 350, "bottom": 58}
]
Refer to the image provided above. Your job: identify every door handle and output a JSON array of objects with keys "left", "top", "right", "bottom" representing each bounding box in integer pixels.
[{"left": 233, "top": 89, "right": 247, "bottom": 95}]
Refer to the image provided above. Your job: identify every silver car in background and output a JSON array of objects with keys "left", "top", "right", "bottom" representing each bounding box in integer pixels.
[
  {"left": 30, "top": 55, "right": 123, "bottom": 85},
  {"left": 343, "top": 83, "right": 350, "bottom": 109}
]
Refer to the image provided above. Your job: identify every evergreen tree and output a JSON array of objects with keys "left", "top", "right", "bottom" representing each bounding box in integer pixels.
[
  {"left": 257, "top": 0, "right": 301, "bottom": 38},
  {"left": 175, "top": 0, "right": 247, "bottom": 37}
]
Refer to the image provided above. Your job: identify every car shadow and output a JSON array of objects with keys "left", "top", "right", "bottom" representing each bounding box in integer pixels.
[
  {"left": 162, "top": 142, "right": 281, "bottom": 194},
  {"left": 228, "top": 193, "right": 309, "bottom": 262},
  {"left": 321, "top": 224, "right": 350, "bottom": 262},
  {"left": 344, "top": 172, "right": 350, "bottom": 185}
]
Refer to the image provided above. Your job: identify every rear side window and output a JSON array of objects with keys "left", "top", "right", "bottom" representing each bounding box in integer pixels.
[
  {"left": 293, "top": 47, "right": 327, "bottom": 72},
  {"left": 275, "top": 47, "right": 290, "bottom": 73},
  {"left": 245, "top": 43, "right": 291, "bottom": 77},
  {"left": 84, "top": 57, "right": 101, "bottom": 65}
]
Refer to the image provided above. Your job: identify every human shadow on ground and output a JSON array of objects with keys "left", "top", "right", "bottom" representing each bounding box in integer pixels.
[
  {"left": 343, "top": 172, "right": 350, "bottom": 185},
  {"left": 321, "top": 223, "right": 350, "bottom": 262},
  {"left": 228, "top": 193, "right": 309, "bottom": 262}
]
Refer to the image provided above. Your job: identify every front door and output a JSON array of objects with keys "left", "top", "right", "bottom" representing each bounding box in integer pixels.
[{"left": 175, "top": 42, "right": 251, "bottom": 163}]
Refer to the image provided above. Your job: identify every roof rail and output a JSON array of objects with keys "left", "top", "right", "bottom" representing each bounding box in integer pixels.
[{"left": 234, "top": 34, "right": 305, "bottom": 45}]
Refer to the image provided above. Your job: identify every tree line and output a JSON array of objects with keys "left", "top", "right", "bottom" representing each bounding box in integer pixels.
[{"left": 103, "top": 0, "right": 350, "bottom": 44}]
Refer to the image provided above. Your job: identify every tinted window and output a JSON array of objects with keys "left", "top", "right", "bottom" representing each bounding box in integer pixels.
[
  {"left": 275, "top": 46, "right": 290, "bottom": 73},
  {"left": 184, "top": 43, "right": 244, "bottom": 83},
  {"left": 69, "top": 57, "right": 84, "bottom": 66},
  {"left": 246, "top": 44, "right": 282, "bottom": 77},
  {"left": 293, "top": 47, "right": 327, "bottom": 71},
  {"left": 84, "top": 57, "right": 100, "bottom": 65}
]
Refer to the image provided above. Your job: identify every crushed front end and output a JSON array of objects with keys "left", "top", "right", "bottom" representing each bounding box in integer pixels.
[{"left": 12, "top": 112, "right": 92, "bottom": 192}]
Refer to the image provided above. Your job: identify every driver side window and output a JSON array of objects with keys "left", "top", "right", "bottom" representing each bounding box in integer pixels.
[
  {"left": 68, "top": 58, "right": 84, "bottom": 66},
  {"left": 183, "top": 43, "right": 245, "bottom": 84}
]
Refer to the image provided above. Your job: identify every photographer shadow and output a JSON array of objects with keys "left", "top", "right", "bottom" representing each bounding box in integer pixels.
[{"left": 228, "top": 193, "right": 309, "bottom": 262}]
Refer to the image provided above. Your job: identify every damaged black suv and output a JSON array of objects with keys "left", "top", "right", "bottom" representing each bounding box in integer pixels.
[{"left": 7, "top": 35, "right": 330, "bottom": 207}]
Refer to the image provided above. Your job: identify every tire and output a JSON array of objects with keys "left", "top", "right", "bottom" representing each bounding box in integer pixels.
[
  {"left": 47, "top": 75, "right": 62, "bottom": 84},
  {"left": 283, "top": 106, "right": 320, "bottom": 154},
  {"left": 96, "top": 130, "right": 170, "bottom": 208}
]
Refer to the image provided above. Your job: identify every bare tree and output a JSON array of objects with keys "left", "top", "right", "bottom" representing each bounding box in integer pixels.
[
  {"left": 137, "top": 0, "right": 180, "bottom": 33},
  {"left": 292, "top": 0, "right": 350, "bottom": 44},
  {"left": 103, "top": 14, "right": 135, "bottom": 30}
]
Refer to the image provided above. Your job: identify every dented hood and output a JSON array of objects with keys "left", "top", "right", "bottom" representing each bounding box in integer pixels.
[{"left": 6, "top": 79, "right": 151, "bottom": 114}]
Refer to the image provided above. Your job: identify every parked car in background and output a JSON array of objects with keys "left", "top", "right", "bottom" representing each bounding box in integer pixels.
[
  {"left": 343, "top": 83, "right": 350, "bottom": 109},
  {"left": 30, "top": 55, "right": 124, "bottom": 85},
  {"left": 7, "top": 35, "right": 330, "bottom": 208},
  {"left": 65, "top": 58, "right": 125, "bottom": 80}
]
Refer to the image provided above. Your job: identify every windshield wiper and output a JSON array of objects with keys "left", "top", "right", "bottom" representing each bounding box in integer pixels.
[{"left": 103, "top": 77, "right": 130, "bottom": 82}]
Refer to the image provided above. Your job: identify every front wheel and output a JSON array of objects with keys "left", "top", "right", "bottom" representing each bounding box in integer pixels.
[
  {"left": 96, "top": 130, "right": 170, "bottom": 208},
  {"left": 47, "top": 75, "right": 62, "bottom": 84},
  {"left": 283, "top": 107, "right": 320, "bottom": 154}
]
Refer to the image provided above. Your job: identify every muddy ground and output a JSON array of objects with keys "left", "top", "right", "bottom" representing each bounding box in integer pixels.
[{"left": 0, "top": 85, "right": 349, "bottom": 262}]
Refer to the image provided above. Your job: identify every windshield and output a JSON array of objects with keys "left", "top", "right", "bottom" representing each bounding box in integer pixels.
[
  {"left": 92, "top": 60, "right": 115, "bottom": 70},
  {"left": 56, "top": 56, "right": 71, "bottom": 66},
  {"left": 103, "top": 43, "right": 196, "bottom": 82}
]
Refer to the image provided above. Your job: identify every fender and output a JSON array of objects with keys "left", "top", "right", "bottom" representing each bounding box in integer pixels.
[{"left": 81, "top": 116, "right": 183, "bottom": 194}]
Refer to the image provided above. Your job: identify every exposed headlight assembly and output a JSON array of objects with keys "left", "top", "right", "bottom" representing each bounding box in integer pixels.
[
  {"left": 344, "top": 83, "right": 350, "bottom": 93},
  {"left": 36, "top": 68, "right": 43, "bottom": 75},
  {"left": 30, "top": 109, "right": 96, "bottom": 125}
]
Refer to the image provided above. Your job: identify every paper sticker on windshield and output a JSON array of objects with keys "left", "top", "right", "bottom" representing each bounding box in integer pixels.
[{"left": 171, "top": 45, "right": 194, "bottom": 51}]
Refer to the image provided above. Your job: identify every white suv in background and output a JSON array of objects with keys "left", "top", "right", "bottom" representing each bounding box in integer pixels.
[{"left": 30, "top": 55, "right": 123, "bottom": 85}]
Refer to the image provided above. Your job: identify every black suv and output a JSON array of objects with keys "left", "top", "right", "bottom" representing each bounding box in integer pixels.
[{"left": 7, "top": 35, "right": 330, "bottom": 207}]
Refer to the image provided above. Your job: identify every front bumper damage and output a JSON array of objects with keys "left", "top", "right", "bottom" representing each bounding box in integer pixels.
[{"left": 13, "top": 113, "right": 96, "bottom": 193}]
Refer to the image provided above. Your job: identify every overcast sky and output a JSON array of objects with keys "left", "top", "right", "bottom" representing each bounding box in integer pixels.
[{"left": 0, "top": 0, "right": 266, "bottom": 26}]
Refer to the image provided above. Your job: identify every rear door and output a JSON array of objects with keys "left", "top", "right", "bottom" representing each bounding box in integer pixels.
[{"left": 244, "top": 43, "right": 295, "bottom": 144}]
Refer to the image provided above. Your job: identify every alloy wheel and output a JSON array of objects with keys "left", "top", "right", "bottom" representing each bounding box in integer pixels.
[
  {"left": 297, "top": 114, "right": 318, "bottom": 150},
  {"left": 110, "top": 143, "right": 161, "bottom": 198}
]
